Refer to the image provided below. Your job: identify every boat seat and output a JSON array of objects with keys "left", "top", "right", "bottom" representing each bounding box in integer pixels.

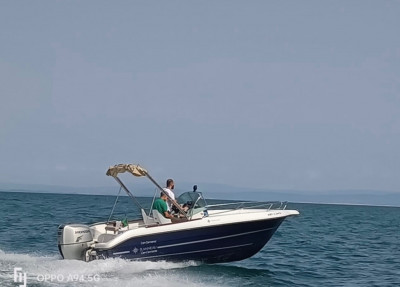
[
  {"left": 152, "top": 209, "right": 172, "bottom": 225},
  {"left": 141, "top": 209, "right": 157, "bottom": 226},
  {"left": 105, "top": 221, "right": 122, "bottom": 234},
  {"left": 97, "top": 233, "right": 116, "bottom": 243}
]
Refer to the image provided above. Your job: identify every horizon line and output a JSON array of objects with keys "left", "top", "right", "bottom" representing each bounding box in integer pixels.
[
  {"left": 0, "top": 181, "right": 399, "bottom": 194},
  {"left": 1, "top": 189, "right": 400, "bottom": 208}
]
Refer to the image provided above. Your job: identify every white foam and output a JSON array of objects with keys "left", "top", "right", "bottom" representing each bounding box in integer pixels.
[{"left": 0, "top": 250, "right": 223, "bottom": 287}]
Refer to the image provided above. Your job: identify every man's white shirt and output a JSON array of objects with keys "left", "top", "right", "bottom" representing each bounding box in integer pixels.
[{"left": 162, "top": 188, "right": 175, "bottom": 211}]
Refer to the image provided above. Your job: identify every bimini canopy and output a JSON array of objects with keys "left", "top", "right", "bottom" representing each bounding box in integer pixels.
[{"left": 106, "top": 164, "right": 148, "bottom": 178}]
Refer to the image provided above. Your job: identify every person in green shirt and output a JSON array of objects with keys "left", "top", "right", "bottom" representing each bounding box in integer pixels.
[{"left": 152, "top": 193, "right": 174, "bottom": 219}]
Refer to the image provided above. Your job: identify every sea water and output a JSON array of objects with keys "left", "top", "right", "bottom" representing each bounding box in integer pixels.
[{"left": 0, "top": 191, "right": 399, "bottom": 286}]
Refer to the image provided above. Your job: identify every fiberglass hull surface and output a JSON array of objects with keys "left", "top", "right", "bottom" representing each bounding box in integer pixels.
[{"left": 96, "top": 217, "right": 286, "bottom": 263}]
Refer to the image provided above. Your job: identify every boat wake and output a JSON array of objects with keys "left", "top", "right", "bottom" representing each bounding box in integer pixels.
[{"left": 0, "top": 249, "right": 215, "bottom": 287}]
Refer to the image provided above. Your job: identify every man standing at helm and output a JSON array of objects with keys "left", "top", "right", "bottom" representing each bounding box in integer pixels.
[{"left": 163, "top": 178, "right": 176, "bottom": 212}]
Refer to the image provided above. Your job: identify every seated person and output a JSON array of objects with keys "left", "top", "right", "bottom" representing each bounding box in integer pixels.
[
  {"left": 152, "top": 192, "right": 173, "bottom": 219},
  {"left": 163, "top": 178, "right": 177, "bottom": 212}
]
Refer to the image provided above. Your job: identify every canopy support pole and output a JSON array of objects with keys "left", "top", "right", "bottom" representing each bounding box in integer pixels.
[
  {"left": 113, "top": 176, "right": 143, "bottom": 210},
  {"left": 107, "top": 186, "right": 122, "bottom": 223}
]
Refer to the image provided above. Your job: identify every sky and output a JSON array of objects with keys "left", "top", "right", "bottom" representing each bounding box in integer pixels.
[{"left": 1, "top": 1, "right": 399, "bottom": 193}]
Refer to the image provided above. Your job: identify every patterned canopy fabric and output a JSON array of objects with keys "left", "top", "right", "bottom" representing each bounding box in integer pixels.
[{"left": 106, "top": 164, "right": 147, "bottom": 177}]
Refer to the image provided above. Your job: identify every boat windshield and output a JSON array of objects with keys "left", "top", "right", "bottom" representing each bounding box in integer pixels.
[{"left": 177, "top": 192, "right": 207, "bottom": 217}]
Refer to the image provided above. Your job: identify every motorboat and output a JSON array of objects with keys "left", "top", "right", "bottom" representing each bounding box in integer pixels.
[{"left": 57, "top": 164, "right": 299, "bottom": 263}]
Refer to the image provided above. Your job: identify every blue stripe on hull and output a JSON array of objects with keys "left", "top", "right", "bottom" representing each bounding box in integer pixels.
[{"left": 96, "top": 217, "right": 285, "bottom": 263}]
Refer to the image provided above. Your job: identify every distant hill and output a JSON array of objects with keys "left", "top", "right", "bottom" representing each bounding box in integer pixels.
[
  {"left": 1, "top": 182, "right": 399, "bottom": 207},
  {"left": 190, "top": 183, "right": 400, "bottom": 206},
  {"left": 0, "top": 183, "right": 117, "bottom": 195}
]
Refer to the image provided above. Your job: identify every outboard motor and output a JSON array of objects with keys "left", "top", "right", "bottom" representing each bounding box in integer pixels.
[{"left": 58, "top": 224, "right": 93, "bottom": 260}]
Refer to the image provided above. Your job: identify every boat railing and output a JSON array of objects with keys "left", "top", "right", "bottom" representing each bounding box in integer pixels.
[{"left": 205, "top": 201, "right": 287, "bottom": 215}]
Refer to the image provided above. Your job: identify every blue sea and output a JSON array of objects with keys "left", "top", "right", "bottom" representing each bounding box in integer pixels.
[{"left": 0, "top": 191, "right": 399, "bottom": 286}]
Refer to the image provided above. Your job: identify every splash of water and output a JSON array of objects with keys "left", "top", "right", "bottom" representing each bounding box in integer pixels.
[{"left": 0, "top": 249, "right": 224, "bottom": 287}]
